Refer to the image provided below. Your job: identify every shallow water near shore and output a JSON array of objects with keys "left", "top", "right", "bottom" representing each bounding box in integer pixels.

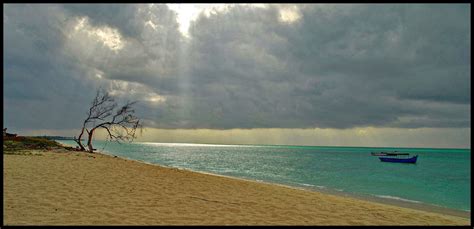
[{"left": 58, "top": 140, "right": 470, "bottom": 215}]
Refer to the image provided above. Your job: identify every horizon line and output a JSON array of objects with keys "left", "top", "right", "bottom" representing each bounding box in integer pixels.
[{"left": 51, "top": 137, "right": 471, "bottom": 150}]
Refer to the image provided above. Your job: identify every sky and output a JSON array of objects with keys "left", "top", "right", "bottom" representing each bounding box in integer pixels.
[{"left": 3, "top": 4, "right": 471, "bottom": 148}]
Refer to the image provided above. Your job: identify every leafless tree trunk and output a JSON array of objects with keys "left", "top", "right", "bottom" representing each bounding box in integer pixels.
[
  {"left": 75, "top": 88, "right": 142, "bottom": 153},
  {"left": 73, "top": 132, "right": 86, "bottom": 151},
  {"left": 86, "top": 128, "right": 95, "bottom": 152}
]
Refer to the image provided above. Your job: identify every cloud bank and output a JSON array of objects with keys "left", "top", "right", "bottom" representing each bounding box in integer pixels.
[{"left": 4, "top": 4, "right": 470, "bottom": 131}]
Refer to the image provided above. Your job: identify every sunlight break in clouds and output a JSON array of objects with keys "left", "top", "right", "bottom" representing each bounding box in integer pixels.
[
  {"left": 278, "top": 5, "right": 301, "bottom": 23},
  {"left": 166, "top": 4, "right": 267, "bottom": 37},
  {"left": 166, "top": 4, "right": 217, "bottom": 37},
  {"left": 73, "top": 17, "right": 124, "bottom": 51}
]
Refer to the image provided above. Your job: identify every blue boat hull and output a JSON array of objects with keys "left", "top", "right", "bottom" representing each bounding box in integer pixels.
[{"left": 379, "top": 155, "right": 418, "bottom": 164}]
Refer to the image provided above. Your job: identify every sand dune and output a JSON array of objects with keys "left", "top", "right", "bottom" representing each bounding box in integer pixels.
[{"left": 3, "top": 150, "right": 470, "bottom": 225}]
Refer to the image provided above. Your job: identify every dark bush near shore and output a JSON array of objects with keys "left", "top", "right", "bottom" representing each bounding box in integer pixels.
[{"left": 3, "top": 136, "right": 63, "bottom": 151}]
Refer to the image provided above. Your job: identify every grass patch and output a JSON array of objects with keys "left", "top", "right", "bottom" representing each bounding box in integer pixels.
[{"left": 3, "top": 136, "right": 64, "bottom": 152}]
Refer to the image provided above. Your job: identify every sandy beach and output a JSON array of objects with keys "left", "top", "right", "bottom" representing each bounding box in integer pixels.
[{"left": 3, "top": 149, "right": 470, "bottom": 225}]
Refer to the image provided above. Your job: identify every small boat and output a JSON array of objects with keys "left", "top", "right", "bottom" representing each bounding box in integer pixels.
[{"left": 379, "top": 155, "right": 418, "bottom": 164}]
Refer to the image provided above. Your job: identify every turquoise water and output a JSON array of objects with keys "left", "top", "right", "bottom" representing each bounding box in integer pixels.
[{"left": 58, "top": 140, "right": 470, "bottom": 212}]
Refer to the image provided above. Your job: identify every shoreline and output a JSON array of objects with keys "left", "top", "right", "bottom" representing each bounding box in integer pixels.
[
  {"left": 94, "top": 149, "right": 470, "bottom": 219},
  {"left": 5, "top": 148, "right": 470, "bottom": 225}
]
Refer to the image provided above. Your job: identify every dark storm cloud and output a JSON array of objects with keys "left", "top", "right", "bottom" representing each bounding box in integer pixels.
[
  {"left": 174, "top": 4, "right": 470, "bottom": 129},
  {"left": 3, "top": 4, "right": 470, "bottom": 131},
  {"left": 4, "top": 4, "right": 102, "bottom": 130}
]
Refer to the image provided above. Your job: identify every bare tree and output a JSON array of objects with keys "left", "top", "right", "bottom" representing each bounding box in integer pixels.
[
  {"left": 75, "top": 88, "right": 142, "bottom": 153},
  {"left": 74, "top": 89, "right": 114, "bottom": 150}
]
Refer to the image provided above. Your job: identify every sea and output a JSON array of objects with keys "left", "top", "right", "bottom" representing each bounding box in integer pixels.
[{"left": 57, "top": 140, "right": 470, "bottom": 215}]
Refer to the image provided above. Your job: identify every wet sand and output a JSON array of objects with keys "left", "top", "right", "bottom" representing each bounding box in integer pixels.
[{"left": 3, "top": 149, "right": 471, "bottom": 225}]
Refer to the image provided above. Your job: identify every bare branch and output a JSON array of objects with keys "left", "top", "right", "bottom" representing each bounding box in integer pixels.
[{"left": 78, "top": 88, "right": 143, "bottom": 153}]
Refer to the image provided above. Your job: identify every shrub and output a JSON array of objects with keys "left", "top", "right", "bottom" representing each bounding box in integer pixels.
[{"left": 3, "top": 136, "right": 62, "bottom": 151}]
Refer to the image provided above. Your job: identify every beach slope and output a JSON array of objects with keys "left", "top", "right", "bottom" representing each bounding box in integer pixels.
[{"left": 3, "top": 150, "right": 470, "bottom": 225}]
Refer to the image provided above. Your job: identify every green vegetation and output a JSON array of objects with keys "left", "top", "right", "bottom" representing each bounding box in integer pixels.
[
  {"left": 3, "top": 136, "right": 64, "bottom": 152},
  {"left": 30, "top": 135, "right": 74, "bottom": 140}
]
